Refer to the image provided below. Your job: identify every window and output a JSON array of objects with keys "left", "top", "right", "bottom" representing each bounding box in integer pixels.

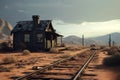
[
  {"left": 37, "top": 34, "right": 43, "bottom": 42},
  {"left": 24, "top": 34, "right": 30, "bottom": 42}
]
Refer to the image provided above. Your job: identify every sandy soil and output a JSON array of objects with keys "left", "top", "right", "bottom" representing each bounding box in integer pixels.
[
  {"left": 82, "top": 51, "right": 120, "bottom": 80},
  {"left": 2, "top": 47, "right": 120, "bottom": 80},
  {"left": 0, "top": 47, "right": 87, "bottom": 80}
]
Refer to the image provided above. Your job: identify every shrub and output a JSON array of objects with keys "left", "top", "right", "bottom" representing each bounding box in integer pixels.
[
  {"left": 61, "top": 43, "right": 66, "bottom": 47},
  {"left": 107, "top": 47, "right": 119, "bottom": 55},
  {"left": 22, "top": 49, "right": 31, "bottom": 55},
  {"left": 0, "top": 66, "right": 10, "bottom": 72},
  {"left": 103, "top": 53, "right": 120, "bottom": 66},
  {"left": 3, "top": 56, "right": 17, "bottom": 64},
  {"left": 100, "top": 46, "right": 106, "bottom": 49},
  {"left": 64, "top": 47, "right": 78, "bottom": 51},
  {"left": 49, "top": 48, "right": 59, "bottom": 53}
]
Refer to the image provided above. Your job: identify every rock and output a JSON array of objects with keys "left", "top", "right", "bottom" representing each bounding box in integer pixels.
[
  {"left": 0, "top": 66, "right": 10, "bottom": 72},
  {"left": 32, "top": 66, "right": 41, "bottom": 70}
]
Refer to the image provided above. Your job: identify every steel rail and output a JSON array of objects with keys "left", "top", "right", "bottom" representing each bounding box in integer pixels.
[
  {"left": 16, "top": 57, "right": 71, "bottom": 80},
  {"left": 16, "top": 50, "right": 88, "bottom": 80},
  {"left": 72, "top": 50, "right": 96, "bottom": 80}
]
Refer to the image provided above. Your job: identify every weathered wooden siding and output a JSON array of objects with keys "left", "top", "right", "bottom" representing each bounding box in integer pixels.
[
  {"left": 13, "top": 32, "right": 24, "bottom": 50},
  {"left": 12, "top": 15, "right": 60, "bottom": 51}
]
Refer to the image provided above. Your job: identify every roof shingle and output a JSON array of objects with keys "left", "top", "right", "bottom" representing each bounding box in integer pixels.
[{"left": 12, "top": 20, "right": 51, "bottom": 33}]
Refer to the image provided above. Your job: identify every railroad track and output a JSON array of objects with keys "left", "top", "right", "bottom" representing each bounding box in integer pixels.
[{"left": 16, "top": 50, "right": 97, "bottom": 80}]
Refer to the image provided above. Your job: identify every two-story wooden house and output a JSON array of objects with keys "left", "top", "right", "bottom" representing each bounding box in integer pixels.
[{"left": 11, "top": 15, "right": 62, "bottom": 51}]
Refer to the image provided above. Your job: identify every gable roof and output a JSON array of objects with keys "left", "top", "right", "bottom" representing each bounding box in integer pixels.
[{"left": 11, "top": 20, "right": 52, "bottom": 33}]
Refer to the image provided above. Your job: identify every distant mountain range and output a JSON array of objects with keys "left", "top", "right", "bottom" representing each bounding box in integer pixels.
[
  {"left": 62, "top": 35, "right": 96, "bottom": 46},
  {"left": 62, "top": 32, "right": 120, "bottom": 46},
  {"left": 88, "top": 32, "right": 120, "bottom": 46}
]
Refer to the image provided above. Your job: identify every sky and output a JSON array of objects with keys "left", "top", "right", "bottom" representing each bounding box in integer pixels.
[
  {"left": 53, "top": 19, "right": 120, "bottom": 37},
  {"left": 0, "top": 0, "right": 120, "bottom": 37}
]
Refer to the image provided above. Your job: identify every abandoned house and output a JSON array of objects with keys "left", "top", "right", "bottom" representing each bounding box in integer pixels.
[{"left": 11, "top": 15, "right": 62, "bottom": 51}]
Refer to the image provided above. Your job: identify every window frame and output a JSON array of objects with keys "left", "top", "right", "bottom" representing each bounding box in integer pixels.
[
  {"left": 24, "top": 34, "right": 30, "bottom": 42},
  {"left": 37, "top": 33, "right": 43, "bottom": 43}
]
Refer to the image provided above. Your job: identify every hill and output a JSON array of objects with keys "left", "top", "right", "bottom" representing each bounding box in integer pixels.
[
  {"left": 0, "top": 18, "right": 13, "bottom": 42},
  {"left": 62, "top": 35, "right": 96, "bottom": 46},
  {"left": 62, "top": 32, "right": 120, "bottom": 46},
  {"left": 88, "top": 32, "right": 120, "bottom": 46}
]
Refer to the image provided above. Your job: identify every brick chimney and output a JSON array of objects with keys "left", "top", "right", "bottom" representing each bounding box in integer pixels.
[{"left": 32, "top": 15, "right": 40, "bottom": 25}]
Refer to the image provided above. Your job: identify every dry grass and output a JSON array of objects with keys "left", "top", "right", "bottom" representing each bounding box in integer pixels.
[
  {"left": 61, "top": 43, "right": 66, "bottom": 47},
  {"left": 64, "top": 47, "right": 80, "bottom": 51},
  {"left": 103, "top": 47, "right": 120, "bottom": 66},
  {"left": 106, "top": 47, "right": 120, "bottom": 55},
  {"left": 103, "top": 53, "right": 120, "bottom": 66},
  {"left": 0, "top": 66, "right": 10, "bottom": 72},
  {"left": 49, "top": 48, "right": 59, "bottom": 53},
  {"left": 22, "top": 49, "right": 31, "bottom": 55},
  {"left": 3, "top": 56, "right": 17, "bottom": 64},
  {"left": 59, "top": 55, "right": 71, "bottom": 58}
]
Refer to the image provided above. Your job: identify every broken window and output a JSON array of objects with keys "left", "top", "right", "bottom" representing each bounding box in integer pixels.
[
  {"left": 37, "top": 33, "right": 43, "bottom": 42},
  {"left": 24, "top": 34, "right": 30, "bottom": 42}
]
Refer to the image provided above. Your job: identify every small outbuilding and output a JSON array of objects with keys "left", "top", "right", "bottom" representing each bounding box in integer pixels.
[{"left": 11, "top": 15, "right": 62, "bottom": 51}]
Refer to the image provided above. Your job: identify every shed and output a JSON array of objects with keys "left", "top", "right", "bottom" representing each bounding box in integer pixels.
[{"left": 11, "top": 15, "right": 62, "bottom": 51}]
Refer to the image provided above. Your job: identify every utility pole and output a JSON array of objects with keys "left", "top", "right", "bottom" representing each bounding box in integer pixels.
[
  {"left": 82, "top": 35, "right": 84, "bottom": 47},
  {"left": 112, "top": 41, "right": 115, "bottom": 47},
  {"left": 109, "top": 34, "right": 111, "bottom": 47}
]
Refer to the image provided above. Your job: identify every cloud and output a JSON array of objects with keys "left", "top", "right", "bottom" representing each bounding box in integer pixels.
[
  {"left": 4, "top": 5, "right": 8, "bottom": 9},
  {"left": 52, "top": 19, "right": 120, "bottom": 38},
  {"left": 1, "top": 0, "right": 120, "bottom": 26},
  {"left": 17, "top": 9, "right": 25, "bottom": 13},
  {"left": 2, "top": 0, "right": 120, "bottom": 23}
]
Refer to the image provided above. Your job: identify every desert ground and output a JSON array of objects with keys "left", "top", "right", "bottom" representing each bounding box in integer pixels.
[
  {"left": 81, "top": 51, "right": 120, "bottom": 80},
  {"left": 0, "top": 45, "right": 86, "bottom": 80},
  {"left": 0, "top": 46, "right": 120, "bottom": 80}
]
